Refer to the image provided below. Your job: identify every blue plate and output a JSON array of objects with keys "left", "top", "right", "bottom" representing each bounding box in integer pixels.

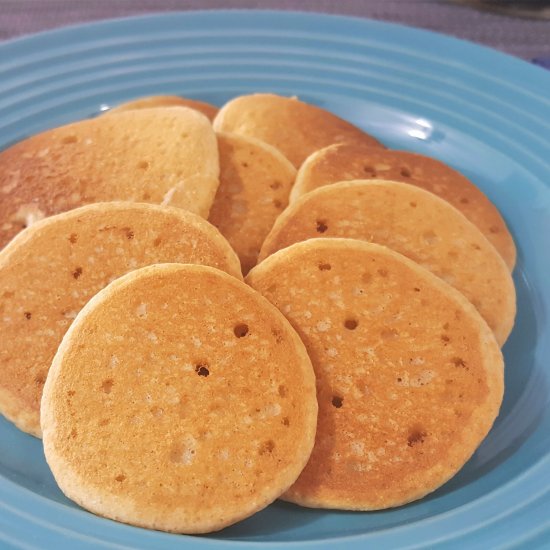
[{"left": 0, "top": 10, "right": 549, "bottom": 549}]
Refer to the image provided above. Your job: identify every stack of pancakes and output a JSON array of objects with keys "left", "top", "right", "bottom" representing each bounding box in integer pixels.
[{"left": 0, "top": 93, "right": 515, "bottom": 533}]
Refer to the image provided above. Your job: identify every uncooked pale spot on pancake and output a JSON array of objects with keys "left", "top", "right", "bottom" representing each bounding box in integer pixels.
[
  {"left": 41, "top": 264, "right": 317, "bottom": 533},
  {"left": 0, "top": 202, "right": 241, "bottom": 437},
  {"left": 0, "top": 107, "right": 219, "bottom": 250},
  {"left": 259, "top": 180, "right": 516, "bottom": 346},
  {"left": 213, "top": 93, "right": 384, "bottom": 168},
  {"left": 208, "top": 133, "right": 296, "bottom": 275},
  {"left": 246, "top": 238, "right": 504, "bottom": 510},
  {"left": 291, "top": 143, "right": 515, "bottom": 269}
]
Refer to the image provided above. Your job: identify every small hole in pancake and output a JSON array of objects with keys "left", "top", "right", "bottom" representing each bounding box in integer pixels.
[
  {"left": 332, "top": 395, "right": 343, "bottom": 408},
  {"left": 195, "top": 363, "right": 210, "bottom": 377},
  {"left": 266, "top": 284, "right": 278, "bottom": 294},
  {"left": 377, "top": 268, "right": 388, "bottom": 277},
  {"left": 241, "top": 161, "right": 249, "bottom": 168},
  {"left": 115, "top": 474, "right": 126, "bottom": 482},
  {"left": 344, "top": 318, "right": 358, "bottom": 330},
  {"left": 70, "top": 429, "right": 77, "bottom": 439},
  {"left": 34, "top": 374, "right": 46, "bottom": 387},
  {"left": 441, "top": 334, "right": 450, "bottom": 343},
  {"left": 278, "top": 385, "right": 287, "bottom": 397},
  {"left": 259, "top": 440, "right": 275, "bottom": 455},
  {"left": 62, "top": 135, "right": 77, "bottom": 144},
  {"left": 270, "top": 181, "right": 282, "bottom": 190},
  {"left": 413, "top": 287, "right": 421, "bottom": 292},
  {"left": 273, "top": 199, "right": 283, "bottom": 209},
  {"left": 400, "top": 167, "right": 412, "bottom": 178},
  {"left": 471, "top": 243, "right": 481, "bottom": 251},
  {"left": 68, "top": 233, "right": 78, "bottom": 244},
  {"left": 24, "top": 312, "right": 32, "bottom": 320},
  {"left": 153, "top": 236, "right": 162, "bottom": 247},
  {"left": 460, "top": 197, "right": 469, "bottom": 204},
  {"left": 271, "top": 327, "right": 284, "bottom": 343},
  {"left": 67, "top": 390, "right": 75, "bottom": 397},
  {"left": 451, "top": 357, "right": 467, "bottom": 369},
  {"left": 318, "top": 263, "right": 331, "bottom": 271},
  {"left": 142, "top": 192, "right": 151, "bottom": 200},
  {"left": 101, "top": 379, "right": 114, "bottom": 393},
  {"left": 489, "top": 225, "right": 500, "bottom": 233},
  {"left": 99, "top": 419, "right": 110, "bottom": 426},
  {"left": 137, "top": 160, "right": 149, "bottom": 170},
  {"left": 124, "top": 227, "right": 134, "bottom": 239},
  {"left": 443, "top": 322, "right": 450, "bottom": 330},
  {"left": 72, "top": 267, "right": 83, "bottom": 279},
  {"left": 234, "top": 323, "right": 249, "bottom": 338},
  {"left": 363, "top": 165, "right": 377, "bottom": 176},
  {"left": 407, "top": 427, "right": 427, "bottom": 447},
  {"left": 316, "top": 220, "right": 328, "bottom": 233},
  {"left": 282, "top": 417, "right": 290, "bottom": 426},
  {"left": 409, "top": 201, "right": 417, "bottom": 208}
]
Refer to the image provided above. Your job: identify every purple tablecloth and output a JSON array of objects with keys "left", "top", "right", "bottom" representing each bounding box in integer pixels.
[{"left": 1, "top": 0, "right": 549, "bottom": 60}]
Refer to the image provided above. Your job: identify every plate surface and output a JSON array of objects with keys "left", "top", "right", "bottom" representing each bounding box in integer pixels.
[{"left": 0, "top": 10, "right": 549, "bottom": 550}]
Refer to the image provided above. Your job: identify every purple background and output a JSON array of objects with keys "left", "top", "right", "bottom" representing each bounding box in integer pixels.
[{"left": 1, "top": 0, "right": 549, "bottom": 60}]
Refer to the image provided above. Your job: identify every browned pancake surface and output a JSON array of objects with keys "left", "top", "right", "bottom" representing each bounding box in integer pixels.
[
  {"left": 108, "top": 95, "right": 218, "bottom": 120},
  {"left": 42, "top": 264, "right": 317, "bottom": 533},
  {"left": 208, "top": 133, "right": 296, "bottom": 274},
  {"left": 292, "top": 143, "right": 515, "bottom": 269},
  {"left": 213, "top": 93, "right": 384, "bottom": 167},
  {"left": 247, "top": 239, "right": 504, "bottom": 510},
  {"left": 260, "top": 180, "right": 515, "bottom": 346},
  {"left": 0, "top": 202, "right": 241, "bottom": 437},
  {"left": 0, "top": 107, "right": 219, "bottom": 249}
]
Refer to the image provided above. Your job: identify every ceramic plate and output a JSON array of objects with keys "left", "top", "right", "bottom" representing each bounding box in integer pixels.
[{"left": 0, "top": 10, "right": 549, "bottom": 549}]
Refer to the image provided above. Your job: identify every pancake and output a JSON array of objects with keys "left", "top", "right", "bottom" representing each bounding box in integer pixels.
[
  {"left": 212, "top": 93, "right": 384, "bottom": 168},
  {"left": 0, "top": 106, "right": 219, "bottom": 249},
  {"left": 291, "top": 143, "right": 516, "bottom": 269},
  {"left": 0, "top": 202, "right": 241, "bottom": 437},
  {"left": 41, "top": 264, "right": 317, "bottom": 533},
  {"left": 259, "top": 180, "right": 515, "bottom": 346},
  {"left": 107, "top": 95, "right": 218, "bottom": 120},
  {"left": 246, "top": 238, "right": 504, "bottom": 510},
  {"left": 208, "top": 132, "right": 296, "bottom": 274}
]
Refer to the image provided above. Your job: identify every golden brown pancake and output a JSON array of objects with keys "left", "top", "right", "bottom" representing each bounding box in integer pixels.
[
  {"left": 208, "top": 132, "right": 296, "bottom": 274},
  {"left": 247, "top": 238, "right": 504, "bottom": 510},
  {"left": 213, "top": 93, "right": 384, "bottom": 168},
  {"left": 259, "top": 180, "right": 515, "bottom": 346},
  {"left": 291, "top": 143, "right": 516, "bottom": 269},
  {"left": 0, "top": 202, "right": 241, "bottom": 437},
  {"left": 107, "top": 95, "right": 218, "bottom": 120},
  {"left": 41, "top": 264, "right": 317, "bottom": 533},
  {"left": 0, "top": 107, "right": 219, "bottom": 249}
]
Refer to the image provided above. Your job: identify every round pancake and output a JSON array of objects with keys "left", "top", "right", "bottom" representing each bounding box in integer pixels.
[
  {"left": 213, "top": 93, "right": 384, "bottom": 168},
  {"left": 291, "top": 143, "right": 516, "bottom": 269},
  {"left": 107, "top": 95, "right": 218, "bottom": 120},
  {"left": 0, "top": 202, "right": 241, "bottom": 437},
  {"left": 259, "top": 180, "right": 515, "bottom": 346},
  {"left": 41, "top": 264, "right": 317, "bottom": 533},
  {"left": 0, "top": 106, "right": 219, "bottom": 249},
  {"left": 246, "top": 238, "right": 504, "bottom": 510},
  {"left": 208, "top": 132, "right": 296, "bottom": 274}
]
